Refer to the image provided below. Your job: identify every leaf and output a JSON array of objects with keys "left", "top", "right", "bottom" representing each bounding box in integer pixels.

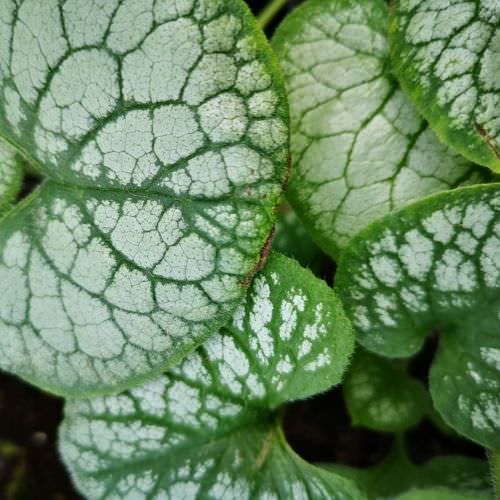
[
  {"left": 343, "top": 348, "right": 427, "bottom": 433},
  {"left": 271, "top": 0, "right": 489, "bottom": 258},
  {"left": 389, "top": 0, "right": 500, "bottom": 172},
  {"left": 0, "top": 0, "right": 289, "bottom": 396},
  {"left": 335, "top": 184, "right": 500, "bottom": 449},
  {"left": 59, "top": 253, "right": 362, "bottom": 500},
  {"left": 325, "top": 443, "right": 492, "bottom": 499},
  {"left": 0, "top": 140, "right": 22, "bottom": 215}
]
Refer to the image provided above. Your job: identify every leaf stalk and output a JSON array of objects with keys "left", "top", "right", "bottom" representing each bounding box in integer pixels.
[{"left": 258, "top": 0, "right": 288, "bottom": 29}]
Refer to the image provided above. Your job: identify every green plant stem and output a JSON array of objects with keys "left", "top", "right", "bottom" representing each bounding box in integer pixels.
[
  {"left": 258, "top": 0, "right": 288, "bottom": 29},
  {"left": 489, "top": 451, "right": 500, "bottom": 499}
]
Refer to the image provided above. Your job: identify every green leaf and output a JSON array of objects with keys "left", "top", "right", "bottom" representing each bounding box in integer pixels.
[
  {"left": 343, "top": 348, "right": 427, "bottom": 433},
  {"left": 336, "top": 184, "right": 500, "bottom": 449},
  {"left": 0, "top": 0, "right": 289, "bottom": 396},
  {"left": 389, "top": 0, "right": 500, "bottom": 172},
  {"left": 326, "top": 443, "right": 492, "bottom": 499},
  {"left": 272, "top": 0, "right": 488, "bottom": 258},
  {"left": 59, "top": 253, "right": 362, "bottom": 499},
  {"left": 0, "top": 140, "right": 22, "bottom": 215}
]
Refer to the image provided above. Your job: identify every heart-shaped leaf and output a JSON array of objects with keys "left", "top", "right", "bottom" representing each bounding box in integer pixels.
[
  {"left": 343, "top": 348, "right": 427, "bottom": 433},
  {"left": 0, "top": 0, "right": 288, "bottom": 396},
  {"left": 59, "top": 253, "right": 362, "bottom": 500},
  {"left": 336, "top": 184, "right": 500, "bottom": 449},
  {"left": 272, "top": 0, "right": 488, "bottom": 258},
  {"left": 0, "top": 140, "right": 22, "bottom": 214},
  {"left": 326, "top": 443, "right": 491, "bottom": 499},
  {"left": 389, "top": 0, "right": 500, "bottom": 172}
]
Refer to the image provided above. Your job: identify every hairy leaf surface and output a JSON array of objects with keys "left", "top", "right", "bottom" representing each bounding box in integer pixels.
[
  {"left": 0, "top": 0, "right": 288, "bottom": 396},
  {"left": 272, "top": 0, "right": 487, "bottom": 258},
  {"left": 336, "top": 184, "right": 500, "bottom": 449},
  {"left": 59, "top": 253, "right": 362, "bottom": 500},
  {"left": 343, "top": 349, "right": 427, "bottom": 432},
  {"left": 0, "top": 140, "right": 22, "bottom": 214},
  {"left": 389, "top": 0, "right": 500, "bottom": 171}
]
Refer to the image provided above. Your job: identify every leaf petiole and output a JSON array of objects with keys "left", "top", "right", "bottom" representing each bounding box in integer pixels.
[{"left": 258, "top": 0, "right": 288, "bottom": 29}]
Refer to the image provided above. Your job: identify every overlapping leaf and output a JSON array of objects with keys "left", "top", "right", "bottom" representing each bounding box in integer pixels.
[
  {"left": 343, "top": 349, "right": 427, "bottom": 433},
  {"left": 336, "top": 184, "right": 500, "bottom": 449},
  {"left": 389, "top": 0, "right": 500, "bottom": 171},
  {"left": 59, "top": 253, "right": 362, "bottom": 500},
  {"left": 0, "top": 139, "right": 22, "bottom": 214},
  {"left": 0, "top": 0, "right": 289, "bottom": 396},
  {"left": 272, "top": 0, "right": 488, "bottom": 258}
]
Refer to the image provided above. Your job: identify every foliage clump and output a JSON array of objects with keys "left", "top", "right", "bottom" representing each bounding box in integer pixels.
[{"left": 0, "top": 0, "right": 498, "bottom": 498}]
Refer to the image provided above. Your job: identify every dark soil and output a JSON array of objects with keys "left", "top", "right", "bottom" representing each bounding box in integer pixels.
[
  {"left": 0, "top": 373, "right": 82, "bottom": 500},
  {"left": 283, "top": 388, "right": 395, "bottom": 468}
]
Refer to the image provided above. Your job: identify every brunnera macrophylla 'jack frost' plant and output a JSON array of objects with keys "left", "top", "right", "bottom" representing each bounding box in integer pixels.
[
  {"left": 0, "top": 0, "right": 497, "bottom": 497},
  {"left": 271, "top": 0, "right": 500, "bottom": 490},
  {"left": 59, "top": 253, "right": 364, "bottom": 500},
  {"left": 0, "top": 0, "right": 289, "bottom": 397},
  {"left": 335, "top": 184, "right": 500, "bottom": 451},
  {"left": 0, "top": 139, "right": 22, "bottom": 215},
  {"left": 389, "top": 0, "right": 500, "bottom": 172},
  {"left": 271, "top": 0, "right": 490, "bottom": 259}
]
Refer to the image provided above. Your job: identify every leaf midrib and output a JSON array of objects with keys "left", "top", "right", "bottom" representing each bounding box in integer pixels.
[{"left": 66, "top": 412, "right": 279, "bottom": 484}]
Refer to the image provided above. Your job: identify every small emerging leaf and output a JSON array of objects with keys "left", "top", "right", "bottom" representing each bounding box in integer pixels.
[
  {"left": 389, "top": 0, "right": 500, "bottom": 172},
  {"left": 336, "top": 184, "right": 500, "bottom": 449},
  {"left": 343, "top": 349, "right": 427, "bottom": 433},
  {"left": 0, "top": 0, "right": 289, "bottom": 396},
  {"left": 59, "top": 253, "right": 362, "bottom": 499},
  {"left": 272, "top": 0, "right": 487, "bottom": 258}
]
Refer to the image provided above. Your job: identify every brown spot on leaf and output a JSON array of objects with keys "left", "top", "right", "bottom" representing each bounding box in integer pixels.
[
  {"left": 283, "top": 153, "right": 293, "bottom": 192},
  {"left": 475, "top": 122, "right": 500, "bottom": 161},
  {"left": 239, "top": 226, "right": 276, "bottom": 288}
]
